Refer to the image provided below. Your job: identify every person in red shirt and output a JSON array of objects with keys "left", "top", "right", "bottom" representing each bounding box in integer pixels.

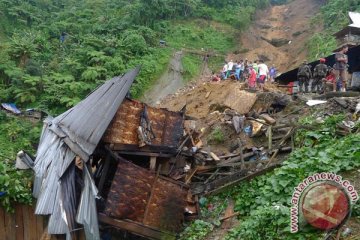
[
  {"left": 323, "top": 68, "right": 336, "bottom": 92},
  {"left": 247, "top": 65, "right": 257, "bottom": 89}
]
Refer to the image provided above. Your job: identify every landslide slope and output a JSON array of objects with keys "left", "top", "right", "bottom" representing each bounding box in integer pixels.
[{"left": 230, "top": 0, "right": 325, "bottom": 72}]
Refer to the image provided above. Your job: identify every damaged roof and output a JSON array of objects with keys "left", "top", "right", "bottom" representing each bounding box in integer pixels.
[
  {"left": 50, "top": 67, "right": 140, "bottom": 161},
  {"left": 33, "top": 68, "right": 140, "bottom": 238},
  {"left": 334, "top": 11, "right": 360, "bottom": 37},
  {"left": 104, "top": 155, "right": 188, "bottom": 237},
  {"left": 103, "top": 99, "right": 184, "bottom": 153}
]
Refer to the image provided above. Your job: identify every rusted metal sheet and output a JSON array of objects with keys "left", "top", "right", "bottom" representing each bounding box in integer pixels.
[
  {"left": 104, "top": 156, "right": 187, "bottom": 235},
  {"left": 102, "top": 99, "right": 184, "bottom": 153}
]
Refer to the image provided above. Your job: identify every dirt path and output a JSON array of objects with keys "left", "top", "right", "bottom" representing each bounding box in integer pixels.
[
  {"left": 141, "top": 51, "right": 185, "bottom": 106},
  {"left": 229, "top": 0, "right": 324, "bottom": 73}
]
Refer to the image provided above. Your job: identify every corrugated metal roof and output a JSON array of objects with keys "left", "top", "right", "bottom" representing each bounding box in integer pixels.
[
  {"left": 103, "top": 99, "right": 184, "bottom": 153},
  {"left": 33, "top": 68, "right": 140, "bottom": 237},
  {"left": 349, "top": 12, "right": 360, "bottom": 28},
  {"left": 51, "top": 67, "right": 140, "bottom": 161}
]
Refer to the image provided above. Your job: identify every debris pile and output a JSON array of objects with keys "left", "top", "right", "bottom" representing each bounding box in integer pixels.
[{"left": 15, "top": 67, "right": 360, "bottom": 240}]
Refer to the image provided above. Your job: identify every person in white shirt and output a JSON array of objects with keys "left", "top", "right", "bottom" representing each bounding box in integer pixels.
[
  {"left": 257, "top": 59, "right": 269, "bottom": 91},
  {"left": 222, "top": 62, "right": 228, "bottom": 79},
  {"left": 227, "top": 60, "right": 234, "bottom": 78}
]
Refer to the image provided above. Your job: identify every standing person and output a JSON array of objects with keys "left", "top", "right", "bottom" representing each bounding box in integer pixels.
[
  {"left": 239, "top": 60, "right": 244, "bottom": 80},
  {"left": 234, "top": 61, "right": 241, "bottom": 81},
  {"left": 252, "top": 60, "right": 259, "bottom": 74},
  {"left": 248, "top": 65, "right": 257, "bottom": 89},
  {"left": 257, "top": 60, "right": 269, "bottom": 92},
  {"left": 227, "top": 60, "right": 234, "bottom": 78},
  {"left": 297, "top": 60, "right": 312, "bottom": 93},
  {"left": 312, "top": 58, "right": 328, "bottom": 93},
  {"left": 334, "top": 45, "right": 348, "bottom": 92},
  {"left": 269, "top": 64, "right": 277, "bottom": 82},
  {"left": 222, "top": 61, "right": 228, "bottom": 80}
]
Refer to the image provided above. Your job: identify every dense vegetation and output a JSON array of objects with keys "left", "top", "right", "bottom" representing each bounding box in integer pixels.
[
  {"left": 0, "top": 0, "right": 271, "bottom": 210},
  {"left": 307, "top": 0, "right": 360, "bottom": 60},
  {"left": 0, "top": 112, "right": 41, "bottom": 211},
  {"left": 0, "top": 0, "right": 269, "bottom": 114}
]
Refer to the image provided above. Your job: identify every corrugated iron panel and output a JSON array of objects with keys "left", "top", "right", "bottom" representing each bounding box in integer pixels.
[
  {"left": 103, "top": 99, "right": 184, "bottom": 151},
  {"left": 143, "top": 177, "right": 186, "bottom": 232},
  {"left": 51, "top": 67, "right": 140, "bottom": 161},
  {"left": 104, "top": 157, "right": 187, "bottom": 233}
]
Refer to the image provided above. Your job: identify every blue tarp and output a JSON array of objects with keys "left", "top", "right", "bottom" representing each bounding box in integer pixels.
[{"left": 1, "top": 103, "right": 21, "bottom": 114}]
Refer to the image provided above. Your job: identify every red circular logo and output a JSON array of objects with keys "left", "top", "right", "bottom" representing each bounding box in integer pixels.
[{"left": 301, "top": 183, "right": 350, "bottom": 230}]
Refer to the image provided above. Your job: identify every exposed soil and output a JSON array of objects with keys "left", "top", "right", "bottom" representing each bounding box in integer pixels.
[
  {"left": 229, "top": 0, "right": 325, "bottom": 73},
  {"left": 141, "top": 51, "right": 185, "bottom": 105}
]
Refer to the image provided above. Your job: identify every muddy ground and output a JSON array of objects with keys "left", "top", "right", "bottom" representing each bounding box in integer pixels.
[{"left": 230, "top": 0, "right": 325, "bottom": 72}]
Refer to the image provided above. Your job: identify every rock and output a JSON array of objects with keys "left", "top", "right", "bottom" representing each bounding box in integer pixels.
[{"left": 223, "top": 88, "right": 257, "bottom": 114}]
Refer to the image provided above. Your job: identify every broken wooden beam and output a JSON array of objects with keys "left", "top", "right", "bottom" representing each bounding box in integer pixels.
[
  {"left": 185, "top": 167, "right": 198, "bottom": 184},
  {"left": 265, "top": 127, "right": 295, "bottom": 167},
  {"left": 210, "top": 152, "right": 220, "bottom": 161},
  {"left": 203, "top": 164, "right": 281, "bottom": 196},
  {"left": 260, "top": 114, "right": 276, "bottom": 125},
  {"left": 237, "top": 138, "right": 245, "bottom": 169},
  {"left": 205, "top": 91, "right": 211, "bottom": 99},
  {"left": 220, "top": 212, "right": 240, "bottom": 222},
  {"left": 216, "top": 152, "right": 255, "bottom": 166}
]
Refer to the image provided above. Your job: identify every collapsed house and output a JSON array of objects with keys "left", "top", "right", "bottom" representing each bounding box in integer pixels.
[
  {"left": 333, "top": 11, "right": 360, "bottom": 49},
  {"left": 32, "top": 67, "right": 195, "bottom": 240},
  {"left": 275, "top": 44, "right": 360, "bottom": 88}
]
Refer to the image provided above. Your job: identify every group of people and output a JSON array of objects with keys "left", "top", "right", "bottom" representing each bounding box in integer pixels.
[
  {"left": 212, "top": 59, "right": 277, "bottom": 91},
  {"left": 297, "top": 45, "right": 349, "bottom": 93}
]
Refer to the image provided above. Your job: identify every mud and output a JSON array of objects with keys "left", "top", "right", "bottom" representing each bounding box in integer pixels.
[{"left": 229, "top": 0, "right": 324, "bottom": 72}]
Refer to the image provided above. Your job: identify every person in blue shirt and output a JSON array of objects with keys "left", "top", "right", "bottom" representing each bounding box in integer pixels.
[
  {"left": 269, "top": 64, "right": 277, "bottom": 82},
  {"left": 234, "top": 61, "right": 241, "bottom": 80}
]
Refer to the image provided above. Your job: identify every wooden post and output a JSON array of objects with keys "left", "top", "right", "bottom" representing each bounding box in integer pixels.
[
  {"left": 268, "top": 126, "right": 272, "bottom": 151},
  {"left": 150, "top": 156, "right": 157, "bottom": 171},
  {"left": 237, "top": 138, "right": 245, "bottom": 169},
  {"left": 143, "top": 166, "right": 161, "bottom": 223},
  {"left": 98, "top": 154, "right": 111, "bottom": 194}
]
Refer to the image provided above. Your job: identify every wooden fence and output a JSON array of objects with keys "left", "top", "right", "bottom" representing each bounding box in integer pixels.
[{"left": 0, "top": 204, "right": 85, "bottom": 240}]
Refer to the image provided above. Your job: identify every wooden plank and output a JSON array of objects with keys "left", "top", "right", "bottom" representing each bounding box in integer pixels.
[
  {"left": 185, "top": 167, "right": 198, "bottom": 184},
  {"left": 150, "top": 156, "right": 157, "bottom": 171},
  {"left": 36, "top": 209, "right": 44, "bottom": 240},
  {"left": 98, "top": 154, "right": 111, "bottom": 195},
  {"left": 237, "top": 138, "right": 245, "bottom": 169},
  {"left": 98, "top": 214, "right": 176, "bottom": 240},
  {"left": 204, "top": 164, "right": 281, "bottom": 195},
  {"left": 216, "top": 152, "right": 255, "bottom": 166},
  {"left": 0, "top": 207, "right": 5, "bottom": 239},
  {"left": 118, "top": 151, "right": 173, "bottom": 158},
  {"left": 22, "top": 204, "right": 30, "bottom": 240},
  {"left": 15, "top": 204, "right": 24, "bottom": 240},
  {"left": 28, "top": 204, "right": 37, "bottom": 240},
  {"left": 205, "top": 91, "right": 211, "bottom": 99},
  {"left": 265, "top": 127, "right": 295, "bottom": 168},
  {"left": 4, "top": 207, "right": 16, "bottom": 240},
  {"left": 110, "top": 143, "right": 177, "bottom": 155},
  {"left": 260, "top": 114, "right": 276, "bottom": 125},
  {"left": 221, "top": 199, "right": 234, "bottom": 229},
  {"left": 210, "top": 152, "right": 220, "bottom": 161},
  {"left": 268, "top": 126, "right": 272, "bottom": 151}
]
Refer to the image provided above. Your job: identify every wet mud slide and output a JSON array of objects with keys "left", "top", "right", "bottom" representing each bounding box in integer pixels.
[{"left": 141, "top": 51, "right": 185, "bottom": 106}]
